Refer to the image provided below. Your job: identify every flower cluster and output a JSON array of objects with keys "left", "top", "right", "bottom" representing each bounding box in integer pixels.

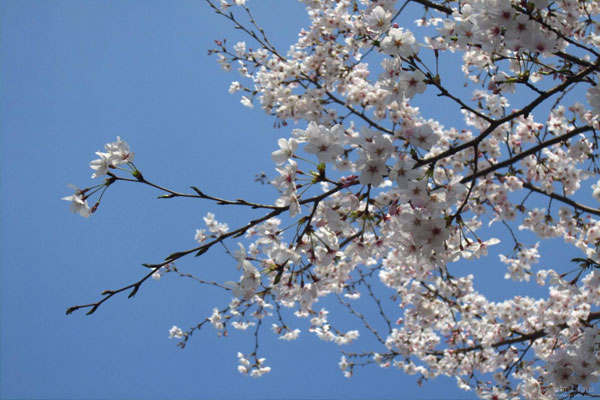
[
  {"left": 236, "top": 352, "right": 271, "bottom": 377},
  {"left": 63, "top": 137, "right": 135, "bottom": 217},
  {"left": 89, "top": 136, "right": 134, "bottom": 179}
]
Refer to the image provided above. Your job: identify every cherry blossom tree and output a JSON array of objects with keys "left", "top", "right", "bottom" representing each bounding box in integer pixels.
[{"left": 64, "top": 0, "right": 600, "bottom": 398}]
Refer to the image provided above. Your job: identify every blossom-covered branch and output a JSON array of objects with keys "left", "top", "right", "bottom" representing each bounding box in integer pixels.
[{"left": 65, "top": 0, "right": 600, "bottom": 398}]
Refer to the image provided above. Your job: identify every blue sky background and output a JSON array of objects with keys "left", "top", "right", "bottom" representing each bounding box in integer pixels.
[{"left": 1, "top": 1, "right": 596, "bottom": 399}]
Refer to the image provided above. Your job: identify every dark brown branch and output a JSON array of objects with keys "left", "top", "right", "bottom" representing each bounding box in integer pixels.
[
  {"left": 205, "top": 0, "right": 285, "bottom": 61},
  {"left": 449, "top": 144, "right": 478, "bottom": 223},
  {"left": 556, "top": 51, "right": 593, "bottom": 68},
  {"left": 428, "top": 77, "right": 494, "bottom": 123},
  {"left": 67, "top": 181, "right": 359, "bottom": 315},
  {"left": 337, "top": 294, "right": 387, "bottom": 345},
  {"left": 358, "top": 268, "right": 392, "bottom": 334},
  {"left": 112, "top": 174, "right": 281, "bottom": 210},
  {"left": 428, "top": 311, "right": 600, "bottom": 356},
  {"left": 520, "top": 180, "right": 600, "bottom": 217},
  {"left": 318, "top": 83, "right": 395, "bottom": 135},
  {"left": 418, "top": 61, "right": 600, "bottom": 168},
  {"left": 171, "top": 265, "right": 232, "bottom": 290},
  {"left": 460, "top": 125, "right": 593, "bottom": 184},
  {"left": 409, "top": 0, "right": 452, "bottom": 14},
  {"left": 66, "top": 266, "right": 160, "bottom": 315}
]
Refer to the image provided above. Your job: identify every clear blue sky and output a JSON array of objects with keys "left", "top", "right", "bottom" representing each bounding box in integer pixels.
[{"left": 0, "top": 1, "right": 593, "bottom": 399}]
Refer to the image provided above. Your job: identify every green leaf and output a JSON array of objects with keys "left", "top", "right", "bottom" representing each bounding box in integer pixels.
[
  {"left": 165, "top": 251, "right": 186, "bottom": 261},
  {"left": 195, "top": 247, "right": 208, "bottom": 257},
  {"left": 131, "top": 169, "right": 144, "bottom": 181},
  {"left": 66, "top": 306, "right": 78, "bottom": 315},
  {"left": 128, "top": 286, "right": 139, "bottom": 298},
  {"left": 231, "top": 230, "right": 245, "bottom": 238},
  {"left": 85, "top": 307, "right": 98, "bottom": 315},
  {"left": 273, "top": 268, "right": 284, "bottom": 285},
  {"left": 571, "top": 258, "right": 587, "bottom": 263},
  {"left": 190, "top": 186, "right": 205, "bottom": 196}
]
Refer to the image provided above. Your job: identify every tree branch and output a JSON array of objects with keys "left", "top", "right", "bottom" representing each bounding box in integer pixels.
[
  {"left": 418, "top": 61, "right": 600, "bottom": 168},
  {"left": 460, "top": 125, "right": 593, "bottom": 184},
  {"left": 428, "top": 311, "right": 600, "bottom": 356},
  {"left": 67, "top": 180, "right": 359, "bottom": 315}
]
